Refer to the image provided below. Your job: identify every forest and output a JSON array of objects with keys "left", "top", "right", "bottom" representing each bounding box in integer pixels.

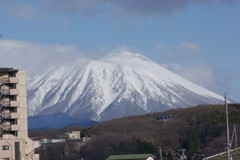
[{"left": 29, "top": 104, "right": 240, "bottom": 160}]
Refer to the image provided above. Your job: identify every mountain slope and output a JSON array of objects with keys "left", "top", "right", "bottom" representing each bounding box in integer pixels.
[{"left": 27, "top": 52, "right": 224, "bottom": 121}]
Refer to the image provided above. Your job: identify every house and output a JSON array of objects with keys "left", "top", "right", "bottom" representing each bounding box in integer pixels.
[
  {"left": 106, "top": 154, "right": 155, "bottom": 160},
  {"left": 65, "top": 131, "right": 81, "bottom": 139},
  {"left": 40, "top": 138, "right": 65, "bottom": 144},
  {"left": 156, "top": 115, "right": 175, "bottom": 120}
]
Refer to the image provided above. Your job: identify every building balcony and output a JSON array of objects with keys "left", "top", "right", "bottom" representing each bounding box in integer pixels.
[
  {"left": 0, "top": 101, "right": 10, "bottom": 107},
  {"left": 11, "top": 124, "right": 20, "bottom": 131},
  {"left": 10, "top": 101, "right": 19, "bottom": 107},
  {"left": 1, "top": 113, "right": 11, "bottom": 118},
  {"left": 9, "top": 77, "right": 19, "bottom": 83},
  {"left": 0, "top": 77, "right": 9, "bottom": 83},
  {"left": 10, "top": 89, "right": 18, "bottom": 95},
  {"left": 0, "top": 89, "right": 10, "bottom": 95},
  {"left": 1, "top": 124, "right": 11, "bottom": 131},
  {"left": 10, "top": 113, "right": 20, "bottom": 119}
]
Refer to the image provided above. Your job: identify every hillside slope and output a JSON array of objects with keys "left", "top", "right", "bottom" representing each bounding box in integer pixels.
[
  {"left": 82, "top": 104, "right": 240, "bottom": 160},
  {"left": 29, "top": 104, "right": 240, "bottom": 160}
]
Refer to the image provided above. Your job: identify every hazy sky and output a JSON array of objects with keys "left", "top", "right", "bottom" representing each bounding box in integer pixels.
[{"left": 0, "top": 0, "right": 239, "bottom": 101}]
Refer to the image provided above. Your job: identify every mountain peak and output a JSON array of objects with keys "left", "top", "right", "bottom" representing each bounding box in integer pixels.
[{"left": 27, "top": 52, "right": 224, "bottom": 121}]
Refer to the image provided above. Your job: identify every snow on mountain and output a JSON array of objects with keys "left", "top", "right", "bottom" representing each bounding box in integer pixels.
[{"left": 27, "top": 52, "right": 224, "bottom": 121}]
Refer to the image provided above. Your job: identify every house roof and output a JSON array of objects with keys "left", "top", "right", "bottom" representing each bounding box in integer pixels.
[{"left": 106, "top": 154, "right": 154, "bottom": 160}]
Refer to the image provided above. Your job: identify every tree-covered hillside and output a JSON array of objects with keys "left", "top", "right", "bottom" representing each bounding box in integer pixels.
[{"left": 29, "top": 104, "right": 240, "bottom": 160}]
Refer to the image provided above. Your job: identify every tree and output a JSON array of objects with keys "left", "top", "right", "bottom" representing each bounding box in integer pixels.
[{"left": 187, "top": 130, "right": 200, "bottom": 153}]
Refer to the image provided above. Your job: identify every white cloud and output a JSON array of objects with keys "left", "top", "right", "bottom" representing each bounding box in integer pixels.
[
  {"left": 162, "top": 51, "right": 177, "bottom": 60},
  {"left": 0, "top": 0, "right": 37, "bottom": 21},
  {"left": 0, "top": 41, "right": 139, "bottom": 78},
  {"left": 164, "top": 62, "right": 239, "bottom": 101},
  {"left": 178, "top": 41, "right": 201, "bottom": 54},
  {"left": 164, "top": 63, "right": 220, "bottom": 93},
  {"left": 156, "top": 44, "right": 164, "bottom": 49},
  {"left": 0, "top": 0, "right": 237, "bottom": 21},
  {"left": 44, "top": 0, "right": 236, "bottom": 18},
  {"left": 0, "top": 40, "right": 87, "bottom": 76},
  {"left": 42, "top": 0, "right": 102, "bottom": 16},
  {"left": 10, "top": 2, "right": 36, "bottom": 20},
  {"left": 157, "top": 41, "right": 201, "bottom": 61},
  {"left": 110, "top": 44, "right": 138, "bottom": 53}
]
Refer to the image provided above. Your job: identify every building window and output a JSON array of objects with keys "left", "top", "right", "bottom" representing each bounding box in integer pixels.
[
  {"left": 14, "top": 131, "right": 18, "bottom": 137},
  {"left": 2, "top": 145, "right": 9, "bottom": 150},
  {"left": 9, "top": 84, "right": 16, "bottom": 89},
  {"left": 9, "top": 72, "right": 16, "bottom": 77},
  {"left": 10, "top": 107, "right": 17, "bottom": 113},
  {"left": 10, "top": 119, "right": 17, "bottom": 125},
  {"left": 9, "top": 95, "right": 17, "bottom": 101}
]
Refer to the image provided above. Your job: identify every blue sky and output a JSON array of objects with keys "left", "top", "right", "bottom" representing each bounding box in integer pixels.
[{"left": 0, "top": 0, "right": 239, "bottom": 101}]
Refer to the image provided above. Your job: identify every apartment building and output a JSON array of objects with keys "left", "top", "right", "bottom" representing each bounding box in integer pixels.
[{"left": 0, "top": 68, "right": 39, "bottom": 160}]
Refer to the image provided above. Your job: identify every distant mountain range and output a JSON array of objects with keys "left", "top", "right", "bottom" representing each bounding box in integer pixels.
[
  {"left": 27, "top": 52, "right": 224, "bottom": 125},
  {"left": 28, "top": 113, "right": 98, "bottom": 129}
]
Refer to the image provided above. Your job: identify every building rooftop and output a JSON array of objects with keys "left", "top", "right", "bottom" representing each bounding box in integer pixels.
[
  {"left": 0, "top": 68, "right": 18, "bottom": 73},
  {"left": 106, "top": 154, "right": 154, "bottom": 160}
]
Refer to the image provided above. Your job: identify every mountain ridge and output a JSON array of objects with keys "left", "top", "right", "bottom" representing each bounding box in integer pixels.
[
  {"left": 28, "top": 112, "right": 98, "bottom": 129},
  {"left": 27, "top": 52, "right": 224, "bottom": 121}
]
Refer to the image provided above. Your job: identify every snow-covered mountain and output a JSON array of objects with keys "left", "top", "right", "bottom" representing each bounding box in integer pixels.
[{"left": 27, "top": 52, "right": 224, "bottom": 121}]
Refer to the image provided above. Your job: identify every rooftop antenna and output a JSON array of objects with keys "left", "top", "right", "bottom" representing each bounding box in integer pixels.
[{"left": 225, "top": 93, "right": 232, "bottom": 160}]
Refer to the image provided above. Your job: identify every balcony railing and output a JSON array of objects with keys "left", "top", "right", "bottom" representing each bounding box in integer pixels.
[
  {"left": 0, "top": 78, "right": 9, "bottom": 83},
  {"left": 10, "top": 101, "right": 19, "bottom": 107},
  {"left": 11, "top": 124, "right": 20, "bottom": 131},
  {"left": 10, "top": 113, "right": 20, "bottom": 119},
  {"left": 0, "top": 124, "right": 11, "bottom": 131},
  {"left": 0, "top": 112, "right": 10, "bottom": 118},
  {"left": 9, "top": 77, "right": 19, "bottom": 83},
  {"left": 0, "top": 89, "right": 10, "bottom": 95},
  {"left": 10, "top": 89, "right": 18, "bottom": 95},
  {"left": 0, "top": 101, "right": 19, "bottom": 108},
  {"left": 2, "top": 101, "right": 10, "bottom": 106}
]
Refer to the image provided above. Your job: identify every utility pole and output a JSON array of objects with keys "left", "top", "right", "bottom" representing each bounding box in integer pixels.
[
  {"left": 178, "top": 148, "right": 187, "bottom": 160},
  {"left": 234, "top": 125, "right": 237, "bottom": 148},
  {"left": 230, "top": 124, "right": 237, "bottom": 149},
  {"left": 225, "top": 93, "right": 231, "bottom": 160},
  {"left": 159, "top": 146, "right": 163, "bottom": 160}
]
